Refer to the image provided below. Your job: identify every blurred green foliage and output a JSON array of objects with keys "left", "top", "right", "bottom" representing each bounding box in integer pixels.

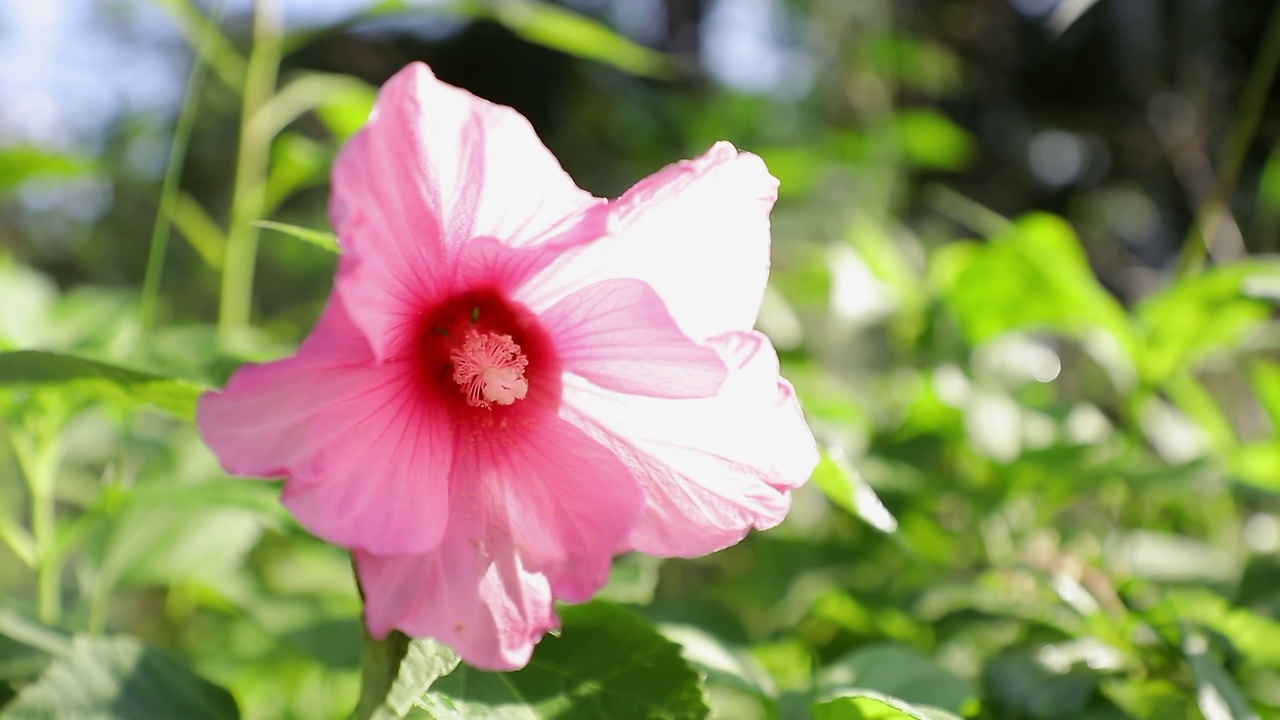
[{"left": 3, "top": 0, "right": 1280, "bottom": 718}]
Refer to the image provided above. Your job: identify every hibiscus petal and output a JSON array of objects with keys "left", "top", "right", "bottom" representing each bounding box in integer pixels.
[
  {"left": 197, "top": 302, "right": 454, "bottom": 557},
  {"left": 330, "top": 62, "right": 602, "bottom": 359},
  {"left": 539, "top": 278, "right": 727, "bottom": 399},
  {"left": 355, "top": 510, "right": 557, "bottom": 671},
  {"left": 521, "top": 142, "right": 778, "bottom": 342},
  {"left": 357, "top": 415, "right": 642, "bottom": 670},
  {"left": 561, "top": 331, "right": 818, "bottom": 558},
  {"left": 470, "top": 412, "right": 644, "bottom": 601}
]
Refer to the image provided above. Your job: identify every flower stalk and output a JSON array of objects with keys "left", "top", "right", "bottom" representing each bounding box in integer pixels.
[{"left": 218, "top": 0, "right": 282, "bottom": 343}]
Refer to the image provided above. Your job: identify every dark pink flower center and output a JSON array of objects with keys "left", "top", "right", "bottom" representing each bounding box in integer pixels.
[
  {"left": 450, "top": 330, "right": 529, "bottom": 407},
  {"left": 419, "top": 291, "right": 555, "bottom": 415}
]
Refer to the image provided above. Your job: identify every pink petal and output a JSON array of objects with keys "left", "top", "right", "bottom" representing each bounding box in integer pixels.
[
  {"left": 520, "top": 142, "right": 778, "bottom": 342},
  {"left": 539, "top": 278, "right": 727, "bottom": 399},
  {"left": 355, "top": 512, "right": 557, "bottom": 671},
  {"left": 330, "top": 62, "right": 602, "bottom": 359},
  {"left": 197, "top": 301, "right": 454, "bottom": 557},
  {"left": 561, "top": 331, "right": 818, "bottom": 558},
  {"left": 358, "top": 415, "right": 643, "bottom": 669},
  {"left": 465, "top": 412, "right": 644, "bottom": 600}
]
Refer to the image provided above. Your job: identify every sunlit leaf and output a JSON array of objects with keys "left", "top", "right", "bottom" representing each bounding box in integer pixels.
[
  {"left": 480, "top": 0, "right": 675, "bottom": 79},
  {"left": 931, "top": 213, "right": 1137, "bottom": 377},
  {"left": 0, "top": 635, "right": 239, "bottom": 719},
  {"left": 1251, "top": 361, "right": 1280, "bottom": 428},
  {"left": 812, "top": 690, "right": 963, "bottom": 720},
  {"left": 1135, "top": 261, "right": 1280, "bottom": 384},
  {"left": 264, "top": 133, "right": 330, "bottom": 213},
  {"left": 0, "top": 351, "right": 205, "bottom": 420},
  {"left": 813, "top": 450, "right": 899, "bottom": 533},
  {"left": 254, "top": 220, "right": 340, "bottom": 254},
  {"left": 0, "top": 147, "right": 93, "bottom": 192},
  {"left": 1230, "top": 442, "right": 1280, "bottom": 492},
  {"left": 358, "top": 633, "right": 461, "bottom": 720},
  {"left": 310, "top": 76, "right": 378, "bottom": 142},
  {"left": 416, "top": 602, "right": 708, "bottom": 719},
  {"left": 1183, "top": 630, "right": 1260, "bottom": 720},
  {"left": 1150, "top": 590, "right": 1280, "bottom": 670},
  {"left": 894, "top": 110, "right": 974, "bottom": 171},
  {"left": 818, "top": 643, "right": 979, "bottom": 716},
  {"left": 661, "top": 624, "right": 778, "bottom": 719}
]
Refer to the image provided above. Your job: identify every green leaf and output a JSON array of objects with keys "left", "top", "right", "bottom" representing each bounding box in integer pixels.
[
  {"left": 0, "top": 147, "right": 92, "bottom": 192},
  {"left": 931, "top": 213, "right": 1136, "bottom": 367},
  {"left": 0, "top": 351, "right": 205, "bottom": 420},
  {"left": 812, "top": 451, "right": 899, "bottom": 533},
  {"left": 477, "top": 0, "right": 675, "bottom": 79},
  {"left": 1151, "top": 590, "right": 1280, "bottom": 670},
  {"left": 0, "top": 635, "right": 238, "bottom": 719},
  {"left": 264, "top": 133, "right": 330, "bottom": 213},
  {"left": 357, "top": 632, "right": 461, "bottom": 720},
  {"left": 1183, "top": 630, "right": 1261, "bottom": 720},
  {"left": 813, "top": 691, "right": 964, "bottom": 720},
  {"left": 597, "top": 553, "right": 661, "bottom": 605},
  {"left": 254, "top": 220, "right": 340, "bottom": 254},
  {"left": 308, "top": 75, "right": 377, "bottom": 142},
  {"left": 818, "top": 643, "right": 979, "bottom": 716},
  {"left": 0, "top": 611, "right": 70, "bottom": 657},
  {"left": 1230, "top": 442, "right": 1280, "bottom": 492},
  {"left": 417, "top": 601, "right": 708, "bottom": 719},
  {"left": 1134, "top": 261, "right": 1280, "bottom": 384},
  {"left": 0, "top": 257, "right": 57, "bottom": 349},
  {"left": 171, "top": 193, "right": 227, "bottom": 270},
  {"left": 659, "top": 624, "right": 778, "bottom": 719},
  {"left": 983, "top": 649, "right": 1098, "bottom": 719},
  {"left": 1251, "top": 361, "right": 1280, "bottom": 428},
  {"left": 893, "top": 110, "right": 974, "bottom": 171},
  {"left": 96, "top": 505, "right": 265, "bottom": 588}
]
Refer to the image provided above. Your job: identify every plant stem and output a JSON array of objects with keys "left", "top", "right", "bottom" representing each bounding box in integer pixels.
[
  {"left": 137, "top": 0, "right": 228, "bottom": 356},
  {"left": 218, "top": 0, "right": 282, "bottom": 344},
  {"left": 1175, "top": 1, "right": 1280, "bottom": 276},
  {"left": 13, "top": 426, "right": 64, "bottom": 626}
]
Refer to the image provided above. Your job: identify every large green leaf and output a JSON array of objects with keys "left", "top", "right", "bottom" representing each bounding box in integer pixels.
[
  {"left": 358, "top": 633, "right": 462, "bottom": 720},
  {"left": 1134, "top": 261, "right": 1280, "bottom": 384},
  {"left": 412, "top": 601, "right": 708, "bottom": 719},
  {"left": 0, "top": 635, "right": 238, "bottom": 719},
  {"left": 931, "top": 213, "right": 1135, "bottom": 360},
  {"left": 812, "top": 691, "right": 964, "bottom": 720},
  {"left": 818, "top": 643, "right": 978, "bottom": 716},
  {"left": 0, "top": 351, "right": 205, "bottom": 420},
  {"left": 983, "top": 648, "right": 1098, "bottom": 719}
]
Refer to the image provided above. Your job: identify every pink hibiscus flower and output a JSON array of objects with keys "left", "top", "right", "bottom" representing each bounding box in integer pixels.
[{"left": 198, "top": 62, "right": 817, "bottom": 670}]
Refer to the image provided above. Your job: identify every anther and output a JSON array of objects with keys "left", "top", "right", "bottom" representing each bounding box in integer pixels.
[{"left": 449, "top": 330, "right": 529, "bottom": 408}]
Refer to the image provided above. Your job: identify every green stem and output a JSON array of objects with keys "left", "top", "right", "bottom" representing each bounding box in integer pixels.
[
  {"left": 924, "top": 183, "right": 1012, "bottom": 239},
  {"left": 218, "top": 0, "right": 282, "bottom": 344},
  {"left": 1175, "top": 1, "right": 1280, "bottom": 276},
  {"left": 137, "top": 0, "right": 228, "bottom": 355},
  {"left": 13, "top": 428, "right": 64, "bottom": 626}
]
